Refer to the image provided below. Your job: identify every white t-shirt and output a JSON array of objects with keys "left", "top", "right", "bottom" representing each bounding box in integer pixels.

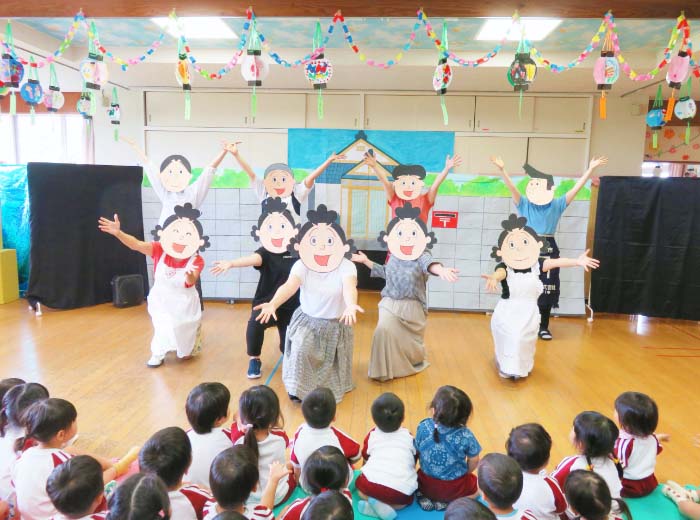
[
  {"left": 0, "top": 425, "right": 23, "bottom": 499},
  {"left": 203, "top": 502, "right": 273, "bottom": 520},
  {"left": 168, "top": 485, "right": 212, "bottom": 520},
  {"left": 551, "top": 455, "right": 622, "bottom": 500},
  {"left": 145, "top": 165, "right": 217, "bottom": 225},
  {"left": 514, "top": 471, "right": 568, "bottom": 520},
  {"left": 291, "top": 259, "right": 357, "bottom": 320},
  {"left": 186, "top": 427, "right": 233, "bottom": 489},
  {"left": 360, "top": 427, "right": 417, "bottom": 496},
  {"left": 12, "top": 447, "right": 72, "bottom": 520},
  {"left": 252, "top": 178, "right": 310, "bottom": 218},
  {"left": 615, "top": 431, "right": 662, "bottom": 480},
  {"left": 290, "top": 423, "right": 361, "bottom": 476}
]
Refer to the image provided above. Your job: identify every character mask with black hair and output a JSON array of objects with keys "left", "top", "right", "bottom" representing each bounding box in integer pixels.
[
  {"left": 491, "top": 214, "right": 546, "bottom": 270},
  {"left": 391, "top": 164, "right": 427, "bottom": 202},
  {"left": 159, "top": 155, "right": 194, "bottom": 193},
  {"left": 251, "top": 197, "right": 299, "bottom": 254},
  {"left": 152, "top": 203, "right": 210, "bottom": 260},
  {"left": 523, "top": 164, "right": 556, "bottom": 206},
  {"left": 379, "top": 203, "right": 436, "bottom": 261}
]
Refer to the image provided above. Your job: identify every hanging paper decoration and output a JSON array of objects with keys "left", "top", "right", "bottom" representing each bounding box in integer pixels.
[
  {"left": 175, "top": 38, "right": 192, "bottom": 120},
  {"left": 19, "top": 57, "right": 44, "bottom": 123},
  {"left": 80, "top": 22, "right": 109, "bottom": 92},
  {"left": 592, "top": 29, "right": 619, "bottom": 119},
  {"left": 108, "top": 87, "right": 121, "bottom": 142},
  {"left": 1, "top": 22, "right": 24, "bottom": 115},
  {"left": 646, "top": 84, "right": 666, "bottom": 149},
  {"left": 432, "top": 21, "right": 452, "bottom": 126},
  {"left": 674, "top": 77, "right": 696, "bottom": 145},
  {"left": 305, "top": 21, "right": 333, "bottom": 120},
  {"left": 43, "top": 63, "right": 65, "bottom": 112},
  {"left": 665, "top": 49, "right": 691, "bottom": 122},
  {"left": 241, "top": 19, "right": 268, "bottom": 118},
  {"left": 77, "top": 89, "right": 95, "bottom": 123},
  {"left": 508, "top": 32, "right": 536, "bottom": 118}
]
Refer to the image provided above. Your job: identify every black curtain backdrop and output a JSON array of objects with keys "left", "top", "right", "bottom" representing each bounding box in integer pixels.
[
  {"left": 26, "top": 162, "right": 149, "bottom": 309},
  {"left": 591, "top": 176, "right": 700, "bottom": 320}
]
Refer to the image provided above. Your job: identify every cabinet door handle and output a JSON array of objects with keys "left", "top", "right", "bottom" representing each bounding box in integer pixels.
[
  {"left": 365, "top": 117, "right": 370, "bottom": 128},
  {"left": 583, "top": 121, "right": 587, "bottom": 131},
  {"left": 252, "top": 116, "right": 256, "bottom": 126},
  {"left": 354, "top": 118, "right": 358, "bottom": 128},
  {"left": 477, "top": 120, "right": 480, "bottom": 128},
  {"left": 244, "top": 116, "right": 248, "bottom": 125},
  {"left": 469, "top": 119, "right": 472, "bottom": 129}
]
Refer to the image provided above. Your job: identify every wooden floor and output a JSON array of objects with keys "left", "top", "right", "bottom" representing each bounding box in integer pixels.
[{"left": 1, "top": 293, "right": 699, "bottom": 484}]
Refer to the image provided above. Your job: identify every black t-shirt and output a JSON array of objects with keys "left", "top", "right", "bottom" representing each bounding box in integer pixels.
[{"left": 253, "top": 247, "right": 300, "bottom": 311}]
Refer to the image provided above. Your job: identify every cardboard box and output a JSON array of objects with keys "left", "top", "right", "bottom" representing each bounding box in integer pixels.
[{"left": 0, "top": 249, "right": 19, "bottom": 304}]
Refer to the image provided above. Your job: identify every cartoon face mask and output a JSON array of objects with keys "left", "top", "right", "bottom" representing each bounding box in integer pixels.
[
  {"left": 255, "top": 213, "right": 298, "bottom": 254},
  {"left": 295, "top": 223, "right": 350, "bottom": 273},
  {"left": 525, "top": 177, "right": 555, "bottom": 205},
  {"left": 157, "top": 217, "right": 204, "bottom": 260},
  {"left": 160, "top": 158, "right": 193, "bottom": 193},
  {"left": 383, "top": 219, "right": 432, "bottom": 260},
  {"left": 263, "top": 168, "right": 296, "bottom": 199},
  {"left": 394, "top": 175, "right": 424, "bottom": 201},
  {"left": 496, "top": 228, "right": 543, "bottom": 270}
]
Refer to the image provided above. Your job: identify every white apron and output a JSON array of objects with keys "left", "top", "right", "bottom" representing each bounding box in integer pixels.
[
  {"left": 491, "top": 263, "right": 543, "bottom": 378},
  {"left": 147, "top": 253, "right": 202, "bottom": 358}
]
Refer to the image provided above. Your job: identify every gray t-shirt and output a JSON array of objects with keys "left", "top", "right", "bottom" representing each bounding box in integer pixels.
[{"left": 371, "top": 252, "right": 435, "bottom": 310}]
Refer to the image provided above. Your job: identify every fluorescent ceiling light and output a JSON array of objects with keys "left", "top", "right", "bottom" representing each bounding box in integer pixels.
[
  {"left": 151, "top": 17, "right": 238, "bottom": 40},
  {"left": 476, "top": 18, "right": 562, "bottom": 41}
]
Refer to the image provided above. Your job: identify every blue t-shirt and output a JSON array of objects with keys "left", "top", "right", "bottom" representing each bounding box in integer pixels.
[
  {"left": 414, "top": 418, "right": 481, "bottom": 480},
  {"left": 516, "top": 196, "right": 568, "bottom": 235}
]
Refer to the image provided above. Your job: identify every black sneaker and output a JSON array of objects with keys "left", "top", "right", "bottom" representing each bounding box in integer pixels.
[
  {"left": 247, "top": 358, "right": 262, "bottom": 379},
  {"left": 539, "top": 329, "right": 553, "bottom": 341},
  {"left": 288, "top": 394, "right": 302, "bottom": 403}
]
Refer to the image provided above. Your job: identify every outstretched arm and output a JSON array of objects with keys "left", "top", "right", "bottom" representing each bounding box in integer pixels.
[
  {"left": 340, "top": 276, "right": 364, "bottom": 326},
  {"left": 428, "top": 154, "right": 463, "bottom": 204},
  {"left": 253, "top": 275, "right": 302, "bottom": 324},
  {"left": 543, "top": 249, "right": 600, "bottom": 272},
  {"left": 225, "top": 141, "right": 256, "bottom": 183},
  {"left": 121, "top": 136, "right": 166, "bottom": 200},
  {"left": 428, "top": 262, "right": 460, "bottom": 282},
  {"left": 304, "top": 152, "right": 347, "bottom": 189},
  {"left": 364, "top": 152, "right": 395, "bottom": 201},
  {"left": 490, "top": 156, "right": 521, "bottom": 205},
  {"left": 98, "top": 215, "right": 153, "bottom": 256},
  {"left": 120, "top": 135, "right": 148, "bottom": 165},
  {"left": 191, "top": 144, "right": 231, "bottom": 206},
  {"left": 211, "top": 253, "right": 263, "bottom": 274},
  {"left": 566, "top": 156, "right": 608, "bottom": 205},
  {"left": 481, "top": 267, "right": 507, "bottom": 293}
]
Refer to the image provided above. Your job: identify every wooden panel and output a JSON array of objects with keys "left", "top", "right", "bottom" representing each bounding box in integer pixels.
[
  {"left": 306, "top": 93, "right": 361, "bottom": 129},
  {"left": 454, "top": 136, "right": 528, "bottom": 175},
  {"left": 146, "top": 91, "right": 249, "bottom": 127},
  {"left": 365, "top": 94, "right": 475, "bottom": 131},
  {"left": 533, "top": 97, "right": 590, "bottom": 134},
  {"left": 364, "top": 95, "right": 418, "bottom": 130},
  {"left": 421, "top": 95, "right": 475, "bottom": 132},
  {"left": 527, "top": 137, "right": 588, "bottom": 175},
  {"left": 0, "top": 92, "right": 82, "bottom": 114},
  {"left": 1, "top": 0, "right": 693, "bottom": 18},
  {"left": 474, "top": 96, "right": 535, "bottom": 133},
  {"left": 249, "top": 93, "right": 306, "bottom": 129}
]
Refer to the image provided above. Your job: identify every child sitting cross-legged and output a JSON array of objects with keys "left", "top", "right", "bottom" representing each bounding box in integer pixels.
[
  {"left": 477, "top": 453, "right": 536, "bottom": 520},
  {"left": 46, "top": 455, "right": 107, "bottom": 520}
]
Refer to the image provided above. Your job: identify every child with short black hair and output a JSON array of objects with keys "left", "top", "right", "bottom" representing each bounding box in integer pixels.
[
  {"left": 301, "top": 490, "right": 354, "bottom": 520},
  {"left": 185, "top": 383, "right": 233, "bottom": 488},
  {"left": 139, "top": 427, "right": 212, "bottom": 520},
  {"left": 415, "top": 386, "right": 481, "bottom": 511},
  {"left": 444, "top": 498, "right": 497, "bottom": 520},
  {"left": 107, "top": 473, "right": 171, "bottom": 520},
  {"left": 0, "top": 378, "right": 25, "bottom": 404},
  {"left": 613, "top": 391, "right": 668, "bottom": 497},
  {"left": 46, "top": 455, "right": 106, "bottom": 520},
  {"left": 507, "top": 424, "right": 567, "bottom": 520},
  {"left": 356, "top": 393, "right": 417, "bottom": 519},
  {"left": 290, "top": 388, "right": 360, "bottom": 491},
  {"left": 477, "top": 454, "right": 536, "bottom": 519},
  {"left": 204, "top": 446, "right": 290, "bottom": 520},
  {"left": 564, "top": 470, "right": 632, "bottom": 520},
  {"left": 280, "top": 446, "right": 352, "bottom": 520}
]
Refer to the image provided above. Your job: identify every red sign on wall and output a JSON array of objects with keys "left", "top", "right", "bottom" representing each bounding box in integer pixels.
[{"left": 431, "top": 211, "right": 458, "bottom": 229}]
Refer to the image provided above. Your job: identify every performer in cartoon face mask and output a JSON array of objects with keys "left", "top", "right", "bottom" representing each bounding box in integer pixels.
[
  {"left": 481, "top": 214, "right": 599, "bottom": 380},
  {"left": 254, "top": 205, "right": 362, "bottom": 403},
  {"left": 490, "top": 155, "right": 607, "bottom": 341},
  {"left": 353, "top": 203, "right": 459, "bottom": 382},
  {"left": 99, "top": 203, "right": 210, "bottom": 367},
  {"left": 211, "top": 198, "right": 300, "bottom": 380}
]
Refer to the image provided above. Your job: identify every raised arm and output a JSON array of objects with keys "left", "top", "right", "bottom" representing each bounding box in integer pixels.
[
  {"left": 490, "top": 156, "right": 520, "bottom": 205},
  {"left": 211, "top": 253, "right": 263, "bottom": 275},
  {"left": 98, "top": 214, "right": 153, "bottom": 256},
  {"left": 566, "top": 156, "right": 608, "bottom": 205},
  {"left": 120, "top": 135, "right": 149, "bottom": 165},
  {"left": 225, "top": 141, "right": 257, "bottom": 183},
  {"left": 340, "top": 275, "right": 364, "bottom": 326},
  {"left": 304, "top": 152, "right": 347, "bottom": 189},
  {"left": 364, "top": 152, "right": 395, "bottom": 201},
  {"left": 428, "top": 262, "right": 459, "bottom": 282},
  {"left": 481, "top": 267, "right": 507, "bottom": 293},
  {"left": 428, "top": 154, "right": 463, "bottom": 204},
  {"left": 253, "top": 275, "right": 303, "bottom": 324},
  {"left": 121, "top": 136, "right": 166, "bottom": 200},
  {"left": 543, "top": 249, "right": 600, "bottom": 272},
  {"left": 191, "top": 145, "right": 230, "bottom": 207}
]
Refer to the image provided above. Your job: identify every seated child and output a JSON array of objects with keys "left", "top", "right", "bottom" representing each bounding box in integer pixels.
[
  {"left": 614, "top": 391, "right": 668, "bottom": 498},
  {"left": 0, "top": 379, "right": 25, "bottom": 404},
  {"left": 211, "top": 513, "right": 247, "bottom": 520},
  {"left": 356, "top": 393, "right": 417, "bottom": 518},
  {"left": 564, "top": 470, "right": 632, "bottom": 520},
  {"left": 415, "top": 386, "right": 481, "bottom": 511},
  {"left": 204, "top": 446, "right": 290, "bottom": 520},
  {"left": 477, "top": 454, "right": 536, "bottom": 520},
  {"left": 507, "top": 424, "right": 567, "bottom": 520},
  {"left": 107, "top": 473, "right": 171, "bottom": 520},
  {"left": 47, "top": 455, "right": 106, "bottom": 520},
  {"left": 290, "top": 388, "right": 360, "bottom": 491},
  {"left": 280, "top": 446, "right": 351, "bottom": 520},
  {"left": 444, "top": 498, "right": 497, "bottom": 520},
  {"left": 185, "top": 383, "right": 233, "bottom": 488},
  {"left": 300, "top": 491, "right": 353, "bottom": 520},
  {"left": 231, "top": 386, "right": 294, "bottom": 507},
  {"left": 139, "top": 427, "right": 212, "bottom": 520}
]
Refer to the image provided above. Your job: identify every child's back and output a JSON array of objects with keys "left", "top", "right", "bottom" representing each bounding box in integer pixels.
[{"left": 14, "top": 446, "right": 72, "bottom": 520}]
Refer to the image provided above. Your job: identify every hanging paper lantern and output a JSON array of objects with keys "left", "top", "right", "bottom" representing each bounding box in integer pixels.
[
  {"left": 508, "top": 52, "right": 537, "bottom": 92},
  {"left": 667, "top": 51, "right": 690, "bottom": 90},
  {"left": 20, "top": 79, "right": 43, "bottom": 106},
  {"left": 175, "top": 38, "right": 192, "bottom": 121},
  {"left": 432, "top": 61, "right": 452, "bottom": 93},
  {"left": 241, "top": 54, "right": 269, "bottom": 87},
  {"left": 77, "top": 92, "right": 95, "bottom": 121},
  {"left": 593, "top": 29, "right": 619, "bottom": 120},
  {"left": 0, "top": 53, "right": 24, "bottom": 88},
  {"left": 674, "top": 77, "right": 697, "bottom": 145},
  {"left": 305, "top": 58, "right": 333, "bottom": 89},
  {"left": 43, "top": 63, "right": 64, "bottom": 112},
  {"left": 647, "top": 85, "right": 666, "bottom": 149},
  {"left": 108, "top": 87, "right": 121, "bottom": 142},
  {"left": 80, "top": 55, "right": 109, "bottom": 91}
]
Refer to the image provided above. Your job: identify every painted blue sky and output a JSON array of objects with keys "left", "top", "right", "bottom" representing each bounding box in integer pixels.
[{"left": 288, "top": 129, "right": 454, "bottom": 171}]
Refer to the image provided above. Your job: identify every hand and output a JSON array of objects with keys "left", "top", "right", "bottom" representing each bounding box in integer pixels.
[
  {"left": 119, "top": 135, "right": 136, "bottom": 146},
  {"left": 351, "top": 251, "right": 369, "bottom": 265},
  {"left": 253, "top": 302, "right": 277, "bottom": 324},
  {"left": 185, "top": 264, "right": 201, "bottom": 276},
  {"left": 223, "top": 140, "right": 243, "bottom": 156},
  {"left": 589, "top": 156, "right": 608, "bottom": 170},
  {"left": 576, "top": 249, "right": 600, "bottom": 272},
  {"left": 490, "top": 156, "right": 505, "bottom": 170},
  {"left": 656, "top": 433, "right": 671, "bottom": 443},
  {"left": 329, "top": 152, "right": 347, "bottom": 162},
  {"left": 98, "top": 214, "right": 121, "bottom": 236},
  {"left": 363, "top": 151, "right": 377, "bottom": 168},
  {"left": 211, "top": 260, "right": 232, "bottom": 275},
  {"left": 269, "top": 461, "right": 291, "bottom": 483},
  {"left": 444, "top": 154, "right": 463, "bottom": 171},
  {"left": 340, "top": 304, "right": 364, "bottom": 326},
  {"left": 481, "top": 273, "right": 500, "bottom": 293},
  {"left": 437, "top": 266, "right": 459, "bottom": 282}
]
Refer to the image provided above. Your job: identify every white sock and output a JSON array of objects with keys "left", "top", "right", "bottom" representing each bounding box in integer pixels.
[{"left": 368, "top": 498, "right": 397, "bottom": 520}]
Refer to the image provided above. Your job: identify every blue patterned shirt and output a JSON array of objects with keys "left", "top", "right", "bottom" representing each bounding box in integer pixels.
[{"left": 415, "top": 418, "right": 481, "bottom": 480}]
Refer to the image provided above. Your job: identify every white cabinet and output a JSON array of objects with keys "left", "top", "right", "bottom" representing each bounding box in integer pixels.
[
  {"left": 527, "top": 138, "right": 588, "bottom": 175},
  {"left": 533, "top": 97, "right": 590, "bottom": 134},
  {"left": 474, "top": 96, "right": 535, "bottom": 133},
  {"left": 454, "top": 136, "right": 528, "bottom": 175},
  {"left": 306, "top": 93, "right": 361, "bottom": 129},
  {"left": 364, "top": 94, "right": 475, "bottom": 131},
  {"left": 146, "top": 92, "right": 249, "bottom": 127},
  {"left": 250, "top": 93, "right": 306, "bottom": 129}
]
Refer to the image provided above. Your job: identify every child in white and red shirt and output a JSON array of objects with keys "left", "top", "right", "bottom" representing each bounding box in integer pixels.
[
  {"left": 204, "top": 446, "right": 291, "bottom": 520},
  {"left": 139, "top": 427, "right": 212, "bottom": 520},
  {"left": 507, "top": 423, "right": 567, "bottom": 520},
  {"left": 106, "top": 473, "right": 170, "bottom": 520},
  {"left": 290, "top": 388, "right": 361, "bottom": 492},
  {"left": 185, "top": 383, "right": 233, "bottom": 488},
  {"left": 477, "top": 454, "right": 537, "bottom": 520},
  {"left": 47, "top": 456, "right": 107, "bottom": 520},
  {"left": 613, "top": 391, "right": 668, "bottom": 498}
]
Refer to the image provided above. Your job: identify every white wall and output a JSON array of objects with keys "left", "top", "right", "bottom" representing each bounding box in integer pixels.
[{"left": 94, "top": 89, "right": 144, "bottom": 166}]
